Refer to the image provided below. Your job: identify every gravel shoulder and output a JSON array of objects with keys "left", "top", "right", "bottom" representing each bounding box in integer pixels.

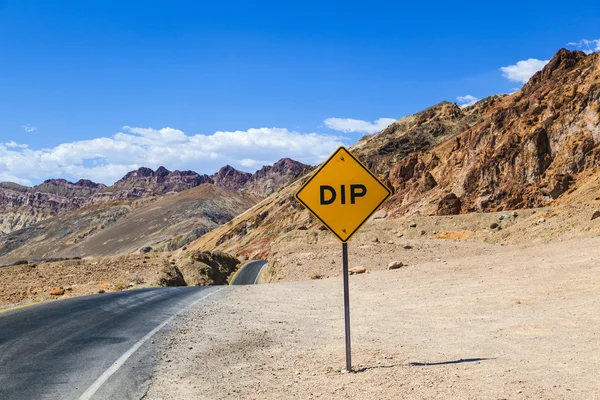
[{"left": 146, "top": 236, "right": 600, "bottom": 399}]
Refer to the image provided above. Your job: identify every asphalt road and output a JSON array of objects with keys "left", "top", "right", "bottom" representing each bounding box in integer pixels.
[
  {"left": 0, "top": 286, "right": 225, "bottom": 400},
  {"left": 230, "top": 260, "right": 267, "bottom": 285}
]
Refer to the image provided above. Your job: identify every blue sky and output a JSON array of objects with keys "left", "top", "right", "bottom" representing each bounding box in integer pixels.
[{"left": 1, "top": 0, "right": 599, "bottom": 185}]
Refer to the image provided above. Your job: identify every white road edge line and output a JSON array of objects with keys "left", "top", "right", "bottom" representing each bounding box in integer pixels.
[
  {"left": 78, "top": 287, "right": 225, "bottom": 400},
  {"left": 254, "top": 262, "right": 266, "bottom": 285}
]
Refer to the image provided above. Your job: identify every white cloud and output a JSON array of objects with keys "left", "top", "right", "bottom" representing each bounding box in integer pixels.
[
  {"left": 21, "top": 124, "right": 36, "bottom": 133},
  {"left": 500, "top": 58, "right": 549, "bottom": 84},
  {"left": 567, "top": 38, "right": 600, "bottom": 54},
  {"left": 0, "top": 173, "right": 32, "bottom": 186},
  {"left": 4, "top": 141, "right": 28, "bottom": 149},
  {"left": 323, "top": 117, "right": 397, "bottom": 134},
  {"left": 240, "top": 158, "right": 261, "bottom": 167},
  {"left": 0, "top": 126, "right": 344, "bottom": 185},
  {"left": 456, "top": 95, "right": 479, "bottom": 107}
]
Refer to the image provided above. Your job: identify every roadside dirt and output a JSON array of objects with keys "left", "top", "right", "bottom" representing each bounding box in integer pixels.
[
  {"left": 264, "top": 204, "right": 600, "bottom": 283},
  {"left": 146, "top": 236, "right": 600, "bottom": 399},
  {"left": 0, "top": 250, "right": 241, "bottom": 309},
  {"left": 0, "top": 254, "right": 170, "bottom": 308}
]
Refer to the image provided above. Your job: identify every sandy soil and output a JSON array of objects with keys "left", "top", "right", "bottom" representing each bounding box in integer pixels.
[
  {"left": 263, "top": 205, "right": 600, "bottom": 283},
  {"left": 146, "top": 236, "right": 600, "bottom": 399},
  {"left": 0, "top": 253, "right": 171, "bottom": 308},
  {"left": 263, "top": 209, "right": 529, "bottom": 283}
]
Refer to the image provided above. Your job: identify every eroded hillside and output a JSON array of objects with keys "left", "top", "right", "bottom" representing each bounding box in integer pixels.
[
  {"left": 184, "top": 49, "right": 600, "bottom": 261},
  {"left": 0, "top": 184, "right": 259, "bottom": 265},
  {"left": 0, "top": 159, "right": 309, "bottom": 235},
  {"left": 385, "top": 49, "right": 600, "bottom": 216}
]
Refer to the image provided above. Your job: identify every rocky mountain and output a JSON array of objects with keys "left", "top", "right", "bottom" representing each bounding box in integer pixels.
[
  {"left": 183, "top": 48, "right": 600, "bottom": 259},
  {"left": 0, "top": 184, "right": 259, "bottom": 265},
  {"left": 244, "top": 158, "right": 312, "bottom": 197},
  {"left": 211, "top": 159, "right": 311, "bottom": 196},
  {"left": 351, "top": 99, "right": 489, "bottom": 174},
  {"left": 211, "top": 165, "right": 252, "bottom": 191},
  {"left": 382, "top": 49, "right": 600, "bottom": 216},
  {"left": 0, "top": 179, "right": 108, "bottom": 234},
  {"left": 0, "top": 159, "right": 310, "bottom": 235},
  {"left": 0, "top": 168, "right": 206, "bottom": 235},
  {"left": 103, "top": 167, "right": 213, "bottom": 198}
]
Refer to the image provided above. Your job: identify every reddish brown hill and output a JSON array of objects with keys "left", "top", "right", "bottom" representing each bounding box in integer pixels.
[
  {"left": 104, "top": 166, "right": 213, "bottom": 198},
  {"left": 211, "top": 165, "right": 252, "bottom": 191},
  {"left": 185, "top": 48, "right": 600, "bottom": 259},
  {"left": 243, "top": 158, "right": 311, "bottom": 197},
  {"left": 385, "top": 49, "right": 600, "bottom": 216},
  {"left": 352, "top": 99, "right": 495, "bottom": 173}
]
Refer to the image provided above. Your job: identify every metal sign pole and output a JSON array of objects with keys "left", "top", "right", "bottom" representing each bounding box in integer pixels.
[
  {"left": 294, "top": 146, "right": 391, "bottom": 373},
  {"left": 342, "top": 242, "right": 352, "bottom": 372}
]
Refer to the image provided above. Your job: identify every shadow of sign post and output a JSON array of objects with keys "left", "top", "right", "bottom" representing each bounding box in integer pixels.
[{"left": 409, "top": 358, "right": 495, "bottom": 367}]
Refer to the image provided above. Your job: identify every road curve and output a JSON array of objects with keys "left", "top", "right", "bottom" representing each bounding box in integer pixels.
[
  {"left": 230, "top": 260, "right": 267, "bottom": 285},
  {"left": 0, "top": 286, "right": 225, "bottom": 400}
]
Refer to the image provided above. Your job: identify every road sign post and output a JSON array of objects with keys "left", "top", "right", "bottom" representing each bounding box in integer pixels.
[
  {"left": 295, "top": 146, "right": 391, "bottom": 372},
  {"left": 342, "top": 242, "right": 351, "bottom": 372}
]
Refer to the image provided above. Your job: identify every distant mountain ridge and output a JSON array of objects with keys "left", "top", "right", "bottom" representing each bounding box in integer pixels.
[
  {"left": 0, "top": 179, "right": 108, "bottom": 235},
  {"left": 0, "top": 158, "right": 310, "bottom": 235},
  {"left": 109, "top": 167, "right": 213, "bottom": 195},
  {"left": 245, "top": 158, "right": 312, "bottom": 197},
  {"left": 0, "top": 184, "right": 259, "bottom": 265}
]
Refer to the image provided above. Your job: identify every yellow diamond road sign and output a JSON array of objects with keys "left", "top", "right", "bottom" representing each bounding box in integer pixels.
[{"left": 295, "top": 146, "right": 392, "bottom": 243}]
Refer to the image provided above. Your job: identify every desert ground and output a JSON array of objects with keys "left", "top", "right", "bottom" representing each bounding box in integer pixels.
[
  {"left": 0, "top": 254, "right": 167, "bottom": 308},
  {"left": 4, "top": 204, "right": 600, "bottom": 398},
  {"left": 145, "top": 212, "right": 600, "bottom": 399}
]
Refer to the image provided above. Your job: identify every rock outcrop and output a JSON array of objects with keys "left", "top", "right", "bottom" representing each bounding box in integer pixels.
[
  {"left": 243, "top": 158, "right": 311, "bottom": 197},
  {"left": 385, "top": 49, "right": 600, "bottom": 215},
  {"left": 211, "top": 165, "right": 252, "bottom": 191},
  {"left": 177, "top": 250, "right": 240, "bottom": 286},
  {"left": 103, "top": 167, "right": 213, "bottom": 198},
  {"left": 183, "top": 48, "right": 600, "bottom": 260}
]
